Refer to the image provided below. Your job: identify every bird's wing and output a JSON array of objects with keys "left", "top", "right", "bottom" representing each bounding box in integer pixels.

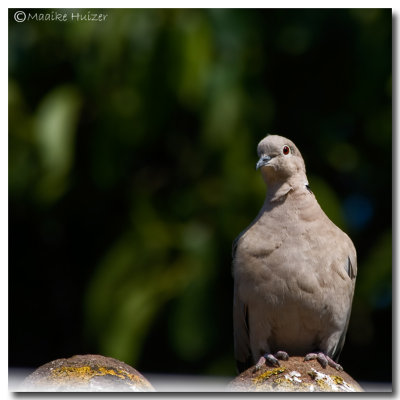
[
  {"left": 331, "top": 246, "right": 357, "bottom": 361},
  {"left": 231, "top": 208, "right": 284, "bottom": 372},
  {"left": 233, "top": 282, "right": 252, "bottom": 373}
]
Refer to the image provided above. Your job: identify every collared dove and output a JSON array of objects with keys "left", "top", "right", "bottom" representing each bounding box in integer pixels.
[{"left": 232, "top": 135, "right": 357, "bottom": 373}]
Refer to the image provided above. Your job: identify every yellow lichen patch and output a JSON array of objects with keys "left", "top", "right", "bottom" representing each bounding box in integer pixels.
[
  {"left": 307, "top": 368, "right": 358, "bottom": 392},
  {"left": 314, "top": 378, "right": 332, "bottom": 391},
  {"left": 273, "top": 377, "right": 291, "bottom": 385},
  {"left": 50, "top": 366, "right": 95, "bottom": 382},
  {"left": 253, "top": 367, "right": 287, "bottom": 384},
  {"left": 48, "top": 365, "right": 151, "bottom": 389},
  {"left": 97, "top": 367, "right": 126, "bottom": 380},
  {"left": 331, "top": 375, "right": 344, "bottom": 385}
]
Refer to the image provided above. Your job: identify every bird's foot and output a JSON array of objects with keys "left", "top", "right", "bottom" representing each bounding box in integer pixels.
[
  {"left": 253, "top": 351, "right": 289, "bottom": 372},
  {"left": 304, "top": 352, "right": 343, "bottom": 371}
]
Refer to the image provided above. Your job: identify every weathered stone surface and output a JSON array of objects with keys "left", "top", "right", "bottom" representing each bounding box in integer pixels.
[
  {"left": 227, "top": 356, "right": 363, "bottom": 392},
  {"left": 21, "top": 354, "right": 155, "bottom": 392}
]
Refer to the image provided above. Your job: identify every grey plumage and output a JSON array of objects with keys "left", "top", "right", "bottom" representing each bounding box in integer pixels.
[{"left": 232, "top": 135, "right": 357, "bottom": 373}]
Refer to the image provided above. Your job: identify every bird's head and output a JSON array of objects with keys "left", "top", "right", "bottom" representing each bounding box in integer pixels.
[{"left": 256, "top": 135, "right": 306, "bottom": 185}]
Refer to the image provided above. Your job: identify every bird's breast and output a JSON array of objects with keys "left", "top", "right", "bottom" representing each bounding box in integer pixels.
[{"left": 235, "top": 221, "right": 336, "bottom": 305}]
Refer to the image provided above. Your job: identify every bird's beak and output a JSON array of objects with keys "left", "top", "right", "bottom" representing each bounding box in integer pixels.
[{"left": 256, "top": 155, "right": 271, "bottom": 170}]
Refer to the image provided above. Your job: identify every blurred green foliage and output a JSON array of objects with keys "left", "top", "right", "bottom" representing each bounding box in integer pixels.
[{"left": 9, "top": 9, "right": 391, "bottom": 381}]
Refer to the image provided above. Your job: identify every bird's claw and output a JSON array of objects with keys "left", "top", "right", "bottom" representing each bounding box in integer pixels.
[
  {"left": 275, "top": 351, "right": 289, "bottom": 361},
  {"left": 304, "top": 352, "right": 343, "bottom": 371},
  {"left": 253, "top": 351, "right": 289, "bottom": 372}
]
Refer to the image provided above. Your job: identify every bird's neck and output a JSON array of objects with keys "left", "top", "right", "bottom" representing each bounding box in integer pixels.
[{"left": 265, "top": 172, "right": 308, "bottom": 203}]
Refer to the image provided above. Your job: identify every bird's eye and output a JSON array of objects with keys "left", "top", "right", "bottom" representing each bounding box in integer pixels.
[{"left": 282, "top": 145, "right": 290, "bottom": 155}]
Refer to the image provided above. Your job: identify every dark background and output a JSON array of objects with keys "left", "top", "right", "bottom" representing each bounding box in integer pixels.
[{"left": 9, "top": 8, "right": 392, "bottom": 383}]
